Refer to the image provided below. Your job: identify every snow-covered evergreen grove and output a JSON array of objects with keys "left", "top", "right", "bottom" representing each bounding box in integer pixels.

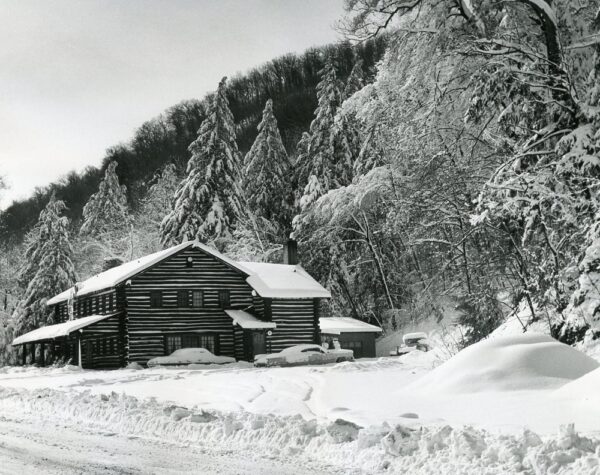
[{"left": 3, "top": 0, "right": 600, "bottom": 363}]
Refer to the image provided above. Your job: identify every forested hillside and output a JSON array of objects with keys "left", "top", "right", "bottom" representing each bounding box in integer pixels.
[
  {"left": 0, "top": 39, "right": 386, "bottom": 244},
  {"left": 3, "top": 0, "right": 600, "bottom": 365}
]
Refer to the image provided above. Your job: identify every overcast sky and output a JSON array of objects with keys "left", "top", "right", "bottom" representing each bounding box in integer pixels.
[{"left": 0, "top": 0, "right": 343, "bottom": 209}]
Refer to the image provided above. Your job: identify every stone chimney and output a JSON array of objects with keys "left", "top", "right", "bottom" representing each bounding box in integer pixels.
[
  {"left": 283, "top": 239, "right": 298, "bottom": 265},
  {"left": 102, "top": 257, "right": 124, "bottom": 271}
]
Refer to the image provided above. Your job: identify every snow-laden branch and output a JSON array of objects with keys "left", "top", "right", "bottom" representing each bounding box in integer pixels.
[{"left": 566, "top": 34, "right": 600, "bottom": 51}]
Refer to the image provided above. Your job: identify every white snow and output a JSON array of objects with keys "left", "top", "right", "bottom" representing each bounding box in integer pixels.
[
  {"left": 147, "top": 348, "right": 235, "bottom": 366},
  {"left": 403, "top": 331, "right": 428, "bottom": 341},
  {"left": 241, "top": 261, "right": 331, "bottom": 299},
  {"left": 12, "top": 313, "right": 119, "bottom": 345},
  {"left": 556, "top": 365, "right": 600, "bottom": 413},
  {"left": 4, "top": 333, "right": 600, "bottom": 473},
  {"left": 319, "top": 317, "right": 382, "bottom": 334},
  {"left": 410, "top": 333, "right": 599, "bottom": 393},
  {"left": 225, "top": 309, "right": 276, "bottom": 329},
  {"left": 2, "top": 347, "right": 600, "bottom": 473},
  {"left": 46, "top": 240, "right": 330, "bottom": 306}
]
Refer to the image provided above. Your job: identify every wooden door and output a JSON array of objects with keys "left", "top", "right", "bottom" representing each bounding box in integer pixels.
[
  {"left": 251, "top": 332, "right": 266, "bottom": 357},
  {"left": 85, "top": 341, "right": 93, "bottom": 368}
]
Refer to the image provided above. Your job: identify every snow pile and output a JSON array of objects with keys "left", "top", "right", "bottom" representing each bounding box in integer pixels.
[
  {"left": 556, "top": 365, "right": 600, "bottom": 408},
  {"left": 1, "top": 385, "right": 599, "bottom": 474},
  {"left": 410, "top": 333, "right": 599, "bottom": 393},
  {"left": 0, "top": 364, "right": 82, "bottom": 376}
]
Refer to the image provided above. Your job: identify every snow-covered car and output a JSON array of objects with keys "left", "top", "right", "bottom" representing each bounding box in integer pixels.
[
  {"left": 254, "top": 344, "right": 354, "bottom": 367},
  {"left": 147, "top": 348, "right": 235, "bottom": 367},
  {"left": 389, "top": 332, "right": 431, "bottom": 356}
]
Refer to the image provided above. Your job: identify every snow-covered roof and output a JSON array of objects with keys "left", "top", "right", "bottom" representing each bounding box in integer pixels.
[
  {"left": 47, "top": 241, "right": 330, "bottom": 305},
  {"left": 225, "top": 309, "right": 276, "bottom": 329},
  {"left": 47, "top": 242, "right": 193, "bottom": 305},
  {"left": 319, "top": 317, "right": 382, "bottom": 335},
  {"left": 403, "top": 332, "right": 428, "bottom": 341},
  {"left": 240, "top": 262, "right": 331, "bottom": 299},
  {"left": 12, "top": 313, "right": 119, "bottom": 345}
]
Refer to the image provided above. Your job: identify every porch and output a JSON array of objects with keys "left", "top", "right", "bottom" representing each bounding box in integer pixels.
[{"left": 12, "top": 313, "right": 122, "bottom": 368}]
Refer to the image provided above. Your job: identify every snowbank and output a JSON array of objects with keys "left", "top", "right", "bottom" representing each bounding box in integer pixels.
[
  {"left": 410, "top": 333, "right": 599, "bottom": 393},
  {"left": 0, "top": 385, "right": 598, "bottom": 474}
]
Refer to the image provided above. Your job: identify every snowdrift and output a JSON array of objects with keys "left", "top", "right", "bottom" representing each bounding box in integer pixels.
[
  {"left": 2, "top": 385, "right": 599, "bottom": 474},
  {"left": 409, "top": 333, "right": 599, "bottom": 393},
  {"left": 557, "top": 365, "right": 600, "bottom": 406}
]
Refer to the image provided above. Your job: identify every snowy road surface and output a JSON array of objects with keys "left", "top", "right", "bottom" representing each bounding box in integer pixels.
[
  {"left": 0, "top": 415, "right": 336, "bottom": 475},
  {"left": 2, "top": 336, "right": 600, "bottom": 473}
]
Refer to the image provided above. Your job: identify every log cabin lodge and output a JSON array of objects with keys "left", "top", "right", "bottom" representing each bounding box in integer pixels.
[{"left": 12, "top": 240, "right": 335, "bottom": 368}]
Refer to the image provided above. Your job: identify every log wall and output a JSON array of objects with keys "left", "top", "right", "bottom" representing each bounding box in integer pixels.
[{"left": 125, "top": 247, "right": 253, "bottom": 364}]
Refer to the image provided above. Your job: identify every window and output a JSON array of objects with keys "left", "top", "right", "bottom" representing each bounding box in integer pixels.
[
  {"left": 150, "top": 290, "right": 163, "bottom": 308},
  {"left": 177, "top": 290, "right": 190, "bottom": 307},
  {"left": 101, "top": 295, "right": 106, "bottom": 313},
  {"left": 164, "top": 333, "right": 218, "bottom": 355},
  {"left": 102, "top": 339, "right": 107, "bottom": 355},
  {"left": 165, "top": 335, "right": 182, "bottom": 354},
  {"left": 341, "top": 340, "right": 363, "bottom": 358},
  {"left": 301, "top": 347, "right": 324, "bottom": 353},
  {"left": 192, "top": 290, "right": 203, "bottom": 308},
  {"left": 218, "top": 290, "right": 230, "bottom": 308},
  {"left": 186, "top": 256, "right": 193, "bottom": 268},
  {"left": 199, "top": 334, "right": 217, "bottom": 353},
  {"left": 109, "top": 294, "right": 114, "bottom": 310}
]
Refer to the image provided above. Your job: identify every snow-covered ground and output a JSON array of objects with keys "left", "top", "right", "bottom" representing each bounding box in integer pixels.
[{"left": 2, "top": 334, "right": 600, "bottom": 473}]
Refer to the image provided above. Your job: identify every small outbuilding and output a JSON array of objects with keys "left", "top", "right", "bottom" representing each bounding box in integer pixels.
[{"left": 319, "top": 317, "right": 382, "bottom": 358}]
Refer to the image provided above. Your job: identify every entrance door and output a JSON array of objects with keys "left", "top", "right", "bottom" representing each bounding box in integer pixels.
[
  {"left": 85, "top": 341, "right": 93, "bottom": 367},
  {"left": 251, "top": 332, "right": 266, "bottom": 357}
]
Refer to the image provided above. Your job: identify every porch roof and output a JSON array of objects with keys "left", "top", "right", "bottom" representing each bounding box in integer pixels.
[
  {"left": 12, "top": 313, "right": 119, "bottom": 345},
  {"left": 225, "top": 309, "right": 276, "bottom": 330}
]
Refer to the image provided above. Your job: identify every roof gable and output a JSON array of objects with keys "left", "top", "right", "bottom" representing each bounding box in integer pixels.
[
  {"left": 47, "top": 240, "right": 329, "bottom": 305},
  {"left": 47, "top": 242, "right": 194, "bottom": 304}
]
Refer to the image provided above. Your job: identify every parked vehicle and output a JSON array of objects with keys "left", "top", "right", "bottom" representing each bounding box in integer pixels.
[
  {"left": 254, "top": 344, "right": 354, "bottom": 367},
  {"left": 389, "top": 332, "right": 431, "bottom": 356},
  {"left": 147, "top": 348, "right": 235, "bottom": 367}
]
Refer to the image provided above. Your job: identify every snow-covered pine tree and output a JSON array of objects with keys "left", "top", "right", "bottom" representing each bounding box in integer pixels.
[
  {"left": 343, "top": 59, "right": 365, "bottom": 100},
  {"left": 243, "top": 99, "right": 291, "bottom": 229},
  {"left": 80, "top": 161, "right": 131, "bottom": 238},
  {"left": 292, "top": 131, "right": 312, "bottom": 207},
  {"left": 161, "top": 77, "right": 244, "bottom": 244},
  {"left": 332, "top": 107, "right": 361, "bottom": 186},
  {"left": 296, "top": 60, "right": 343, "bottom": 210},
  {"left": 140, "top": 163, "right": 180, "bottom": 227},
  {"left": 332, "top": 59, "right": 369, "bottom": 185},
  {"left": 17, "top": 212, "right": 50, "bottom": 288},
  {"left": 13, "top": 194, "right": 77, "bottom": 337}
]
